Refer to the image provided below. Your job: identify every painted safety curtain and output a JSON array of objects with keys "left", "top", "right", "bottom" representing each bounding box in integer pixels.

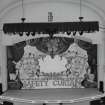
[{"left": 7, "top": 38, "right": 97, "bottom": 89}]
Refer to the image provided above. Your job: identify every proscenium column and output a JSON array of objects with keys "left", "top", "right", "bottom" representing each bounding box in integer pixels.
[
  {"left": 97, "top": 31, "right": 105, "bottom": 92},
  {"left": 1, "top": 45, "right": 7, "bottom": 91},
  {"left": 0, "top": 31, "right": 7, "bottom": 92},
  {"left": 103, "top": 31, "right": 105, "bottom": 92}
]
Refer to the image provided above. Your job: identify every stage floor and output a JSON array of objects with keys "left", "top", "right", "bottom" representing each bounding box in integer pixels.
[{"left": 1, "top": 88, "right": 104, "bottom": 104}]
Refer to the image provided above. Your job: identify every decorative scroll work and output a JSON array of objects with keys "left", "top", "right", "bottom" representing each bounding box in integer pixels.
[{"left": 15, "top": 42, "right": 96, "bottom": 89}]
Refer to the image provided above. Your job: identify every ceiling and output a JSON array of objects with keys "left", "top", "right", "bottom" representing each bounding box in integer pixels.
[{"left": 0, "top": 0, "right": 105, "bottom": 19}]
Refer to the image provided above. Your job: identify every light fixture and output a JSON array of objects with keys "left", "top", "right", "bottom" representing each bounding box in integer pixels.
[
  {"left": 67, "top": 31, "right": 71, "bottom": 36},
  {"left": 26, "top": 32, "right": 30, "bottom": 36},
  {"left": 79, "top": 31, "right": 83, "bottom": 35},
  {"left": 19, "top": 32, "right": 23, "bottom": 36},
  {"left": 13, "top": 32, "right": 17, "bottom": 35},
  {"left": 77, "top": 0, "right": 84, "bottom": 36},
  {"left": 78, "top": 0, "right": 84, "bottom": 22},
  {"left": 49, "top": 32, "right": 53, "bottom": 39},
  {"left": 31, "top": 32, "right": 35, "bottom": 36},
  {"left": 73, "top": 31, "right": 76, "bottom": 36}
]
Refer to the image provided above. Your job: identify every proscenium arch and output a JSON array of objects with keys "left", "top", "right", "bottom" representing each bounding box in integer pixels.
[{"left": 0, "top": 0, "right": 105, "bottom": 91}]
